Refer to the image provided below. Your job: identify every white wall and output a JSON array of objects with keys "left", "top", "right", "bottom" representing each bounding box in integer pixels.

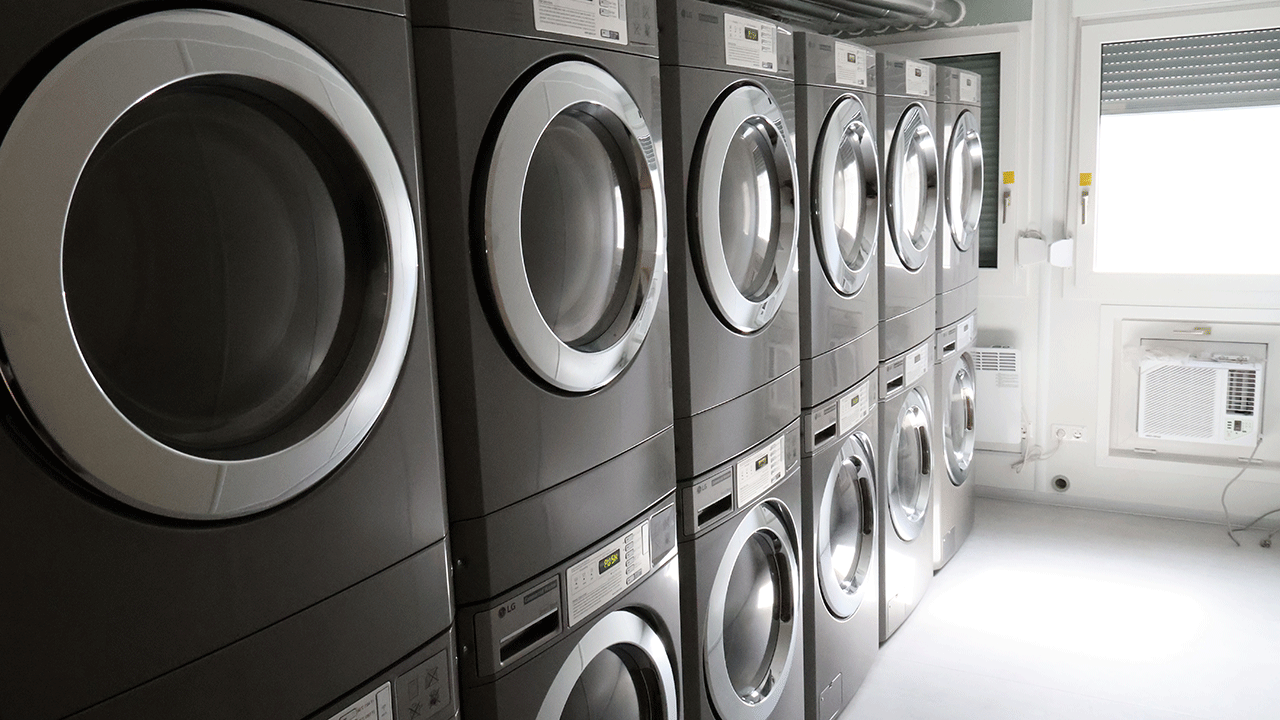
[{"left": 865, "top": 0, "right": 1280, "bottom": 528}]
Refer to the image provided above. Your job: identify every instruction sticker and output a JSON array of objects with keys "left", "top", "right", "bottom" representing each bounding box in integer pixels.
[
  {"left": 833, "top": 41, "right": 868, "bottom": 88},
  {"left": 566, "top": 520, "right": 650, "bottom": 626},
  {"left": 959, "top": 72, "right": 978, "bottom": 103},
  {"left": 724, "top": 13, "right": 777, "bottom": 72},
  {"left": 736, "top": 436, "right": 785, "bottom": 505},
  {"left": 905, "top": 60, "right": 932, "bottom": 97},
  {"left": 326, "top": 683, "right": 392, "bottom": 720},
  {"left": 534, "top": 0, "right": 628, "bottom": 46},
  {"left": 905, "top": 342, "right": 930, "bottom": 386},
  {"left": 838, "top": 380, "right": 872, "bottom": 437}
]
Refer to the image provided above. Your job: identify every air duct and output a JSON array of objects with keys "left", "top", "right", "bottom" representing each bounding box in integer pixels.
[{"left": 734, "top": 0, "right": 966, "bottom": 34}]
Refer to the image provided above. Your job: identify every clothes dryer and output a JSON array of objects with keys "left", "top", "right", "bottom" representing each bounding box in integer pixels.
[
  {"left": 413, "top": 0, "right": 675, "bottom": 604},
  {"left": 877, "top": 53, "right": 940, "bottom": 362},
  {"left": 801, "top": 370, "right": 880, "bottom": 720},
  {"left": 0, "top": 3, "right": 452, "bottom": 718},
  {"left": 932, "top": 313, "right": 977, "bottom": 570},
  {"left": 795, "top": 32, "right": 883, "bottom": 411},
  {"left": 454, "top": 497, "right": 681, "bottom": 720},
  {"left": 679, "top": 421, "right": 804, "bottom": 720},
  {"left": 660, "top": 0, "right": 802, "bottom": 480},
  {"left": 936, "top": 67, "right": 983, "bottom": 328},
  {"left": 878, "top": 339, "right": 936, "bottom": 641}
]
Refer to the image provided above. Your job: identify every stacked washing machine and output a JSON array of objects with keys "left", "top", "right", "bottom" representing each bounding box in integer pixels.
[
  {"left": 876, "top": 51, "right": 940, "bottom": 642},
  {"left": 0, "top": 2, "right": 456, "bottom": 719},
  {"left": 795, "top": 30, "right": 883, "bottom": 719},
  {"left": 414, "top": 1, "right": 684, "bottom": 717},
  {"left": 933, "top": 67, "right": 984, "bottom": 570},
  {"left": 659, "top": 2, "right": 806, "bottom": 719}
]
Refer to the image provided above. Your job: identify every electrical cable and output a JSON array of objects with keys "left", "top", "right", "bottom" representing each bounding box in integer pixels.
[
  {"left": 1221, "top": 438, "right": 1264, "bottom": 547},
  {"left": 1011, "top": 429, "right": 1063, "bottom": 473}
]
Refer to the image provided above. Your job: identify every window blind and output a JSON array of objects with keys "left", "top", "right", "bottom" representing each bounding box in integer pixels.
[{"left": 1101, "top": 27, "right": 1280, "bottom": 114}]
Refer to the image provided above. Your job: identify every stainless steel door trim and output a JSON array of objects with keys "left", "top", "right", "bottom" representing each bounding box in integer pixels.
[
  {"left": 705, "top": 500, "right": 800, "bottom": 719},
  {"left": 693, "top": 82, "right": 798, "bottom": 334},
  {"left": 945, "top": 109, "right": 983, "bottom": 253},
  {"left": 813, "top": 94, "right": 880, "bottom": 297},
  {"left": 484, "top": 60, "right": 666, "bottom": 393},
  {"left": 887, "top": 387, "right": 932, "bottom": 541},
  {"left": 0, "top": 10, "right": 417, "bottom": 519},
  {"left": 885, "top": 102, "right": 938, "bottom": 271},
  {"left": 535, "top": 609, "right": 678, "bottom": 720},
  {"left": 816, "top": 435, "right": 876, "bottom": 619},
  {"left": 944, "top": 353, "right": 976, "bottom": 487}
]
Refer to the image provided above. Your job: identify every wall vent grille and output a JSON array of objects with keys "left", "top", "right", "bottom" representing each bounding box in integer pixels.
[
  {"left": 1139, "top": 366, "right": 1216, "bottom": 439},
  {"left": 1227, "top": 369, "right": 1257, "bottom": 415}
]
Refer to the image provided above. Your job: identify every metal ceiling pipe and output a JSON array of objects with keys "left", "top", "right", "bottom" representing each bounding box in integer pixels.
[
  {"left": 844, "top": 0, "right": 966, "bottom": 25},
  {"left": 739, "top": 0, "right": 966, "bottom": 29},
  {"left": 737, "top": 0, "right": 882, "bottom": 32}
]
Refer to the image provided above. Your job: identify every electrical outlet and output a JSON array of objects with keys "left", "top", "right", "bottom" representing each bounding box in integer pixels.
[
  {"left": 1052, "top": 424, "right": 1087, "bottom": 442},
  {"left": 1021, "top": 423, "right": 1030, "bottom": 439}
]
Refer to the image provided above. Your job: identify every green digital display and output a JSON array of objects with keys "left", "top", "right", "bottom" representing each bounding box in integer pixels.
[
  {"left": 847, "top": 52, "right": 858, "bottom": 64},
  {"left": 849, "top": 396, "right": 860, "bottom": 406},
  {"left": 744, "top": 27, "right": 759, "bottom": 41},
  {"left": 599, "top": 549, "right": 621, "bottom": 574},
  {"left": 755, "top": 455, "right": 769, "bottom": 471}
]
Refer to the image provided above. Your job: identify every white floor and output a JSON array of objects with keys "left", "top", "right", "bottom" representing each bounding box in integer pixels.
[{"left": 844, "top": 498, "right": 1280, "bottom": 720}]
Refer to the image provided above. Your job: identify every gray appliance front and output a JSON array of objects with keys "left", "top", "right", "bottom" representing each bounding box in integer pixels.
[
  {"left": 933, "top": 313, "right": 977, "bottom": 569},
  {"left": 937, "top": 67, "right": 983, "bottom": 298}
]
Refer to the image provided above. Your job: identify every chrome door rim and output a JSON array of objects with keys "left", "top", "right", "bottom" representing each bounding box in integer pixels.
[
  {"left": 885, "top": 103, "right": 938, "bottom": 271},
  {"left": 817, "top": 434, "right": 876, "bottom": 619},
  {"left": 813, "top": 94, "right": 880, "bottom": 297},
  {"left": 536, "top": 609, "right": 678, "bottom": 720},
  {"left": 0, "top": 10, "right": 417, "bottom": 519},
  {"left": 945, "top": 353, "right": 976, "bottom": 487},
  {"left": 888, "top": 388, "right": 933, "bottom": 541},
  {"left": 693, "top": 83, "right": 798, "bottom": 334},
  {"left": 705, "top": 500, "right": 800, "bottom": 720},
  {"left": 484, "top": 60, "right": 665, "bottom": 393},
  {"left": 945, "top": 110, "right": 983, "bottom": 253}
]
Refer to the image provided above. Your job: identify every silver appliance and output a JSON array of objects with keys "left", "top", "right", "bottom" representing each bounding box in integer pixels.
[
  {"left": 936, "top": 66, "right": 983, "bottom": 328},
  {"left": 932, "top": 313, "right": 977, "bottom": 570},
  {"left": 679, "top": 422, "right": 805, "bottom": 720},
  {"left": 876, "top": 52, "right": 939, "bottom": 362},
  {"left": 801, "top": 370, "right": 880, "bottom": 720},
  {"left": 878, "top": 339, "right": 935, "bottom": 641}
]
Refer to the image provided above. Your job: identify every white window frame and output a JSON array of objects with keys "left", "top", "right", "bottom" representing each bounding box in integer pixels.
[{"left": 1070, "top": 5, "right": 1280, "bottom": 302}]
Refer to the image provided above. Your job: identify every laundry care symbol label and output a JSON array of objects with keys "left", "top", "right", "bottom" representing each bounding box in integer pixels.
[
  {"left": 834, "top": 41, "right": 868, "bottom": 88},
  {"left": 533, "top": 0, "right": 628, "bottom": 46},
  {"left": 724, "top": 12, "right": 777, "bottom": 73},
  {"left": 736, "top": 436, "right": 785, "bottom": 505}
]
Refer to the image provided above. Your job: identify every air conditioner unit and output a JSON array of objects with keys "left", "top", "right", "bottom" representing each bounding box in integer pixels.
[
  {"left": 972, "top": 347, "right": 1021, "bottom": 452},
  {"left": 1137, "top": 354, "right": 1264, "bottom": 446}
]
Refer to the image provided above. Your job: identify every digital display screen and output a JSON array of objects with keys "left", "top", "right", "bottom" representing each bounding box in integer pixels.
[
  {"left": 599, "top": 549, "right": 621, "bottom": 574},
  {"left": 755, "top": 455, "right": 769, "bottom": 470},
  {"left": 849, "top": 396, "right": 860, "bottom": 406},
  {"left": 847, "top": 52, "right": 858, "bottom": 64},
  {"left": 744, "top": 27, "right": 759, "bottom": 41}
]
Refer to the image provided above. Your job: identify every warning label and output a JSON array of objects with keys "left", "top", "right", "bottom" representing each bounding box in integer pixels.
[
  {"left": 724, "top": 12, "right": 777, "bottom": 72},
  {"left": 533, "top": 0, "right": 628, "bottom": 46},
  {"left": 834, "top": 41, "right": 868, "bottom": 88}
]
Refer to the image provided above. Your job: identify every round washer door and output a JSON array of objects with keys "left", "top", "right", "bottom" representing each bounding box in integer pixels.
[
  {"left": 0, "top": 10, "right": 418, "bottom": 520},
  {"left": 812, "top": 94, "right": 880, "bottom": 297},
  {"left": 944, "top": 353, "right": 977, "bottom": 487},
  {"left": 817, "top": 433, "right": 877, "bottom": 619},
  {"left": 483, "top": 61, "right": 665, "bottom": 394},
  {"left": 693, "top": 83, "right": 798, "bottom": 334},
  {"left": 705, "top": 499, "right": 800, "bottom": 720},
  {"left": 887, "top": 388, "right": 933, "bottom": 541},
  {"left": 885, "top": 103, "right": 939, "bottom": 271},
  {"left": 536, "top": 610, "right": 678, "bottom": 720},
  {"left": 944, "top": 109, "right": 984, "bottom": 253}
]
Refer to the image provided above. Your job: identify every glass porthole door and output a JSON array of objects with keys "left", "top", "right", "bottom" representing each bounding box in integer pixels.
[
  {"left": 483, "top": 61, "right": 665, "bottom": 394},
  {"left": 817, "top": 434, "right": 876, "bottom": 619},
  {"left": 887, "top": 388, "right": 933, "bottom": 541},
  {"left": 692, "top": 83, "right": 799, "bottom": 334},
  {"left": 885, "top": 104, "right": 939, "bottom": 270},
  {"left": 945, "top": 110, "right": 983, "bottom": 252},
  {"left": 0, "top": 10, "right": 418, "bottom": 519},
  {"left": 944, "top": 354, "right": 977, "bottom": 487},
  {"left": 812, "top": 95, "right": 880, "bottom": 297}
]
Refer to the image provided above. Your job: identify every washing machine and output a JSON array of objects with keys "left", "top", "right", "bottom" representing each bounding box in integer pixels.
[
  {"left": 932, "top": 313, "right": 977, "bottom": 570},
  {"left": 454, "top": 497, "right": 681, "bottom": 720},
  {"left": 679, "top": 421, "right": 805, "bottom": 720},
  {"left": 801, "top": 369, "right": 880, "bottom": 720},
  {"left": 659, "top": 0, "right": 802, "bottom": 481},
  {"left": 413, "top": 0, "right": 675, "bottom": 604},
  {"left": 796, "top": 31, "right": 883, "bottom": 412},
  {"left": 877, "top": 52, "right": 940, "bottom": 362},
  {"left": 936, "top": 66, "right": 983, "bottom": 329},
  {"left": 0, "top": 3, "right": 453, "bottom": 718},
  {"left": 878, "top": 339, "right": 935, "bottom": 642}
]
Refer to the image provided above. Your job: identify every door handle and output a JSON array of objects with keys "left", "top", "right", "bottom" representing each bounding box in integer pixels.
[
  {"left": 917, "top": 422, "right": 932, "bottom": 478},
  {"left": 1080, "top": 190, "right": 1089, "bottom": 225},
  {"left": 1002, "top": 189, "right": 1011, "bottom": 224},
  {"left": 964, "top": 392, "right": 976, "bottom": 433}
]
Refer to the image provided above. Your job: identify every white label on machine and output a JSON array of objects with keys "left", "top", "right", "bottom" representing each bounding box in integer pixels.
[
  {"left": 566, "top": 520, "right": 651, "bottom": 626},
  {"left": 327, "top": 682, "right": 393, "bottom": 720},
  {"left": 958, "top": 315, "right": 976, "bottom": 349},
  {"left": 736, "top": 436, "right": 785, "bottom": 505},
  {"left": 905, "top": 343, "right": 930, "bottom": 386},
  {"left": 959, "top": 72, "right": 979, "bottom": 103},
  {"left": 533, "top": 0, "right": 628, "bottom": 46},
  {"left": 905, "top": 60, "right": 932, "bottom": 97},
  {"left": 724, "top": 13, "right": 777, "bottom": 72},
  {"left": 833, "top": 41, "right": 868, "bottom": 88},
  {"left": 838, "top": 380, "right": 872, "bottom": 436}
]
